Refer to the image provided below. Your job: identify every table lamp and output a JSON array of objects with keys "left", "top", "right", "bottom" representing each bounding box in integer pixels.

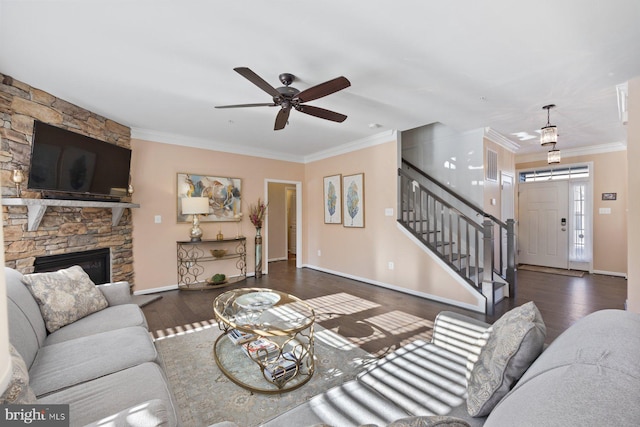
[{"left": 182, "top": 197, "right": 209, "bottom": 242}]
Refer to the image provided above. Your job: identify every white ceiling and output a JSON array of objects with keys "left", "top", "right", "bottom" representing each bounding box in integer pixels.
[{"left": 1, "top": 0, "right": 639, "bottom": 163}]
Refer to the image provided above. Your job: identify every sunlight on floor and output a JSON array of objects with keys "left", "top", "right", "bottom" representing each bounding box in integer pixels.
[
  {"left": 151, "top": 292, "right": 436, "bottom": 356},
  {"left": 153, "top": 319, "right": 217, "bottom": 341},
  {"left": 302, "top": 292, "right": 381, "bottom": 322}
]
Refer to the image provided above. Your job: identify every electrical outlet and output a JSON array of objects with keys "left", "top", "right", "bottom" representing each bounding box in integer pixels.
[
  {"left": 388, "top": 261, "right": 394, "bottom": 270},
  {"left": 317, "top": 250, "right": 322, "bottom": 257},
  {"left": 154, "top": 215, "right": 162, "bottom": 224}
]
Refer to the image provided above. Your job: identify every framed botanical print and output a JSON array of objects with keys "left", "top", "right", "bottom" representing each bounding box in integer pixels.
[
  {"left": 343, "top": 173, "right": 364, "bottom": 228},
  {"left": 323, "top": 174, "right": 342, "bottom": 224},
  {"left": 177, "top": 173, "right": 241, "bottom": 222}
]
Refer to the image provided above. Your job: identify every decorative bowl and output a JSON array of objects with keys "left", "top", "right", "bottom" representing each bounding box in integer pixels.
[
  {"left": 208, "top": 273, "right": 227, "bottom": 285},
  {"left": 210, "top": 249, "right": 228, "bottom": 258}
]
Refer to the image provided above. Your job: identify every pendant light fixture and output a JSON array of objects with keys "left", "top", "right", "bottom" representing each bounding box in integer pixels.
[
  {"left": 540, "top": 104, "right": 558, "bottom": 146},
  {"left": 547, "top": 144, "right": 561, "bottom": 164}
]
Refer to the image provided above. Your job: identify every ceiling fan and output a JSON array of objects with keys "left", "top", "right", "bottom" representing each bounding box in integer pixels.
[{"left": 215, "top": 67, "right": 351, "bottom": 130}]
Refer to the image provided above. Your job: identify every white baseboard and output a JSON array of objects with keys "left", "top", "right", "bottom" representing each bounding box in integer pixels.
[
  {"left": 133, "top": 284, "right": 178, "bottom": 295},
  {"left": 592, "top": 270, "right": 628, "bottom": 278},
  {"left": 301, "top": 263, "right": 484, "bottom": 313}
]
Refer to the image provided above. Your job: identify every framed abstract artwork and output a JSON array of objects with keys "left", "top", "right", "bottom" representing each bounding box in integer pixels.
[
  {"left": 323, "top": 174, "right": 342, "bottom": 224},
  {"left": 343, "top": 173, "right": 364, "bottom": 228},
  {"left": 177, "top": 173, "right": 241, "bottom": 222}
]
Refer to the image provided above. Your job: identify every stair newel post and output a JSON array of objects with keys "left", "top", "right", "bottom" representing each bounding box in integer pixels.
[
  {"left": 482, "top": 218, "right": 495, "bottom": 316},
  {"left": 506, "top": 218, "right": 517, "bottom": 299}
]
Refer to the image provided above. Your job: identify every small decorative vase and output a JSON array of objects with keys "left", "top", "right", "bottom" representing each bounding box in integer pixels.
[{"left": 255, "top": 227, "right": 263, "bottom": 278}]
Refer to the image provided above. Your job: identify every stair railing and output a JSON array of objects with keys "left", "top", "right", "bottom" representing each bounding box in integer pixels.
[{"left": 399, "top": 161, "right": 516, "bottom": 315}]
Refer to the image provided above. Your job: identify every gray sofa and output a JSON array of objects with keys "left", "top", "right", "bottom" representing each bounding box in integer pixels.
[
  {"left": 215, "top": 305, "right": 640, "bottom": 427},
  {"left": 5, "top": 266, "right": 180, "bottom": 427}
]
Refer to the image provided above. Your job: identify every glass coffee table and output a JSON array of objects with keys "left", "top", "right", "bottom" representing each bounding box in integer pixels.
[{"left": 212, "top": 287, "right": 315, "bottom": 393}]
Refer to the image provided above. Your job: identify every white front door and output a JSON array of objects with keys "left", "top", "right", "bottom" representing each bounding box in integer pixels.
[{"left": 518, "top": 181, "right": 569, "bottom": 269}]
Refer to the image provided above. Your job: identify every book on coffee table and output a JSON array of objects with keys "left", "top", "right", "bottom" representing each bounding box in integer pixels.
[
  {"left": 227, "top": 328, "right": 255, "bottom": 345},
  {"left": 242, "top": 338, "right": 279, "bottom": 359},
  {"left": 264, "top": 352, "right": 298, "bottom": 381}
]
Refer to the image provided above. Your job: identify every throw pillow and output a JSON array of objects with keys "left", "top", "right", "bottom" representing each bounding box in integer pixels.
[
  {"left": 0, "top": 344, "right": 37, "bottom": 404},
  {"left": 388, "top": 416, "right": 471, "bottom": 426},
  {"left": 22, "top": 265, "right": 109, "bottom": 333},
  {"left": 466, "top": 301, "right": 546, "bottom": 417}
]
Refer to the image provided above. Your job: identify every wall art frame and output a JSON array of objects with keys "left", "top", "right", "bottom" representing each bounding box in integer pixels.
[
  {"left": 343, "top": 173, "right": 365, "bottom": 228},
  {"left": 176, "top": 173, "right": 242, "bottom": 222},
  {"left": 323, "top": 174, "right": 342, "bottom": 224}
]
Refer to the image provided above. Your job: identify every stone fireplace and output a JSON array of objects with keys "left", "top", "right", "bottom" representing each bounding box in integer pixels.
[{"left": 1, "top": 74, "right": 135, "bottom": 285}]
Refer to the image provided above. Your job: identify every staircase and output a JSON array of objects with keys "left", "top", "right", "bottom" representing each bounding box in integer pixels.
[{"left": 398, "top": 160, "right": 517, "bottom": 315}]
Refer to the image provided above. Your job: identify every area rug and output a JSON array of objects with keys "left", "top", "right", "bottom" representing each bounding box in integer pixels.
[
  {"left": 518, "top": 264, "right": 585, "bottom": 277},
  {"left": 154, "top": 321, "right": 378, "bottom": 427}
]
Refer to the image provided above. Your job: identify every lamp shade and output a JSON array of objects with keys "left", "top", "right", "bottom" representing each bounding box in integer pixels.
[{"left": 182, "top": 197, "right": 209, "bottom": 215}]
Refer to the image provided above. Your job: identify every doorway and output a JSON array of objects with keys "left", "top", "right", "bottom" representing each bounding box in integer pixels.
[
  {"left": 500, "top": 172, "right": 514, "bottom": 275},
  {"left": 517, "top": 163, "right": 593, "bottom": 272},
  {"left": 518, "top": 180, "right": 569, "bottom": 269},
  {"left": 286, "top": 187, "right": 297, "bottom": 257},
  {"left": 265, "top": 180, "right": 302, "bottom": 273}
]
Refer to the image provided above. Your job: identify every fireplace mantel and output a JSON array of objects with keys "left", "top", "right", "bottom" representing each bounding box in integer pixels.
[{"left": 2, "top": 198, "right": 140, "bottom": 231}]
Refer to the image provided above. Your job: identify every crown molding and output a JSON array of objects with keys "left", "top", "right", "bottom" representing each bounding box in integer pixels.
[
  {"left": 131, "top": 128, "right": 398, "bottom": 164},
  {"left": 515, "top": 141, "right": 627, "bottom": 163},
  {"left": 484, "top": 127, "right": 520, "bottom": 153},
  {"left": 303, "top": 129, "right": 397, "bottom": 163},
  {"left": 130, "top": 128, "right": 307, "bottom": 163}
]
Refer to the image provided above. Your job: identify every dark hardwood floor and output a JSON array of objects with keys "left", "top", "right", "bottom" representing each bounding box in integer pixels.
[{"left": 141, "top": 259, "right": 627, "bottom": 357}]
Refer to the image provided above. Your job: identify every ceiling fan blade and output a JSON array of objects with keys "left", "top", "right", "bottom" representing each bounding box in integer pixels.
[
  {"left": 215, "top": 103, "right": 276, "bottom": 109},
  {"left": 274, "top": 108, "right": 290, "bottom": 130},
  {"left": 296, "top": 76, "right": 351, "bottom": 103},
  {"left": 234, "top": 67, "right": 281, "bottom": 98},
  {"left": 297, "top": 105, "right": 347, "bottom": 123}
]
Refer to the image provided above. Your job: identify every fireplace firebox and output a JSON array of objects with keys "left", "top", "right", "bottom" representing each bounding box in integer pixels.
[{"left": 33, "top": 248, "right": 111, "bottom": 284}]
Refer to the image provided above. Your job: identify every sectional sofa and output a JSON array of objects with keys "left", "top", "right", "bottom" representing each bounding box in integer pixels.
[{"left": 3, "top": 266, "right": 180, "bottom": 427}]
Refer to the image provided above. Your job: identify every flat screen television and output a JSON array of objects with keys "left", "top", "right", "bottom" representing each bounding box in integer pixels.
[{"left": 28, "top": 120, "right": 132, "bottom": 201}]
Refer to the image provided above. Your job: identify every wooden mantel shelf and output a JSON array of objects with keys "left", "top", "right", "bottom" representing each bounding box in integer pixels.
[{"left": 2, "top": 198, "right": 141, "bottom": 231}]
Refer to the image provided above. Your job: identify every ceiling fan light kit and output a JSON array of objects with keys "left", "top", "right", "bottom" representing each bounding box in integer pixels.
[{"left": 216, "top": 67, "right": 351, "bottom": 130}]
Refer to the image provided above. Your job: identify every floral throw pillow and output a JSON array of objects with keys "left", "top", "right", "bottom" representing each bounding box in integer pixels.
[
  {"left": 0, "top": 344, "right": 37, "bottom": 404},
  {"left": 22, "top": 265, "right": 109, "bottom": 333},
  {"left": 466, "top": 301, "right": 546, "bottom": 417}
]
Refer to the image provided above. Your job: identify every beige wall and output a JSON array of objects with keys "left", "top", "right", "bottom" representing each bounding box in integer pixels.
[
  {"left": 627, "top": 76, "right": 640, "bottom": 312},
  {"left": 130, "top": 138, "right": 304, "bottom": 292},
  {"left": 131, "top": 136, "right": 482, "bottom": 309},
  {"left": 304, "top": 139, "right": 483, "bottom": 309},
  {"left": 517, "top": 150, "right": 628, "bottom": 275}
]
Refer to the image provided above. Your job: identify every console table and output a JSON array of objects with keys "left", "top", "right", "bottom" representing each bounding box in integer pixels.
[{"left": 176, "top": 238, "right": 247, "bottom": 290}]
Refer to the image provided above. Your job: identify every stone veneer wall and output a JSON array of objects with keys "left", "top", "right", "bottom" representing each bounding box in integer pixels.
[{"left": 0, "top": 73, "right": 135, "bottom": 284}]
